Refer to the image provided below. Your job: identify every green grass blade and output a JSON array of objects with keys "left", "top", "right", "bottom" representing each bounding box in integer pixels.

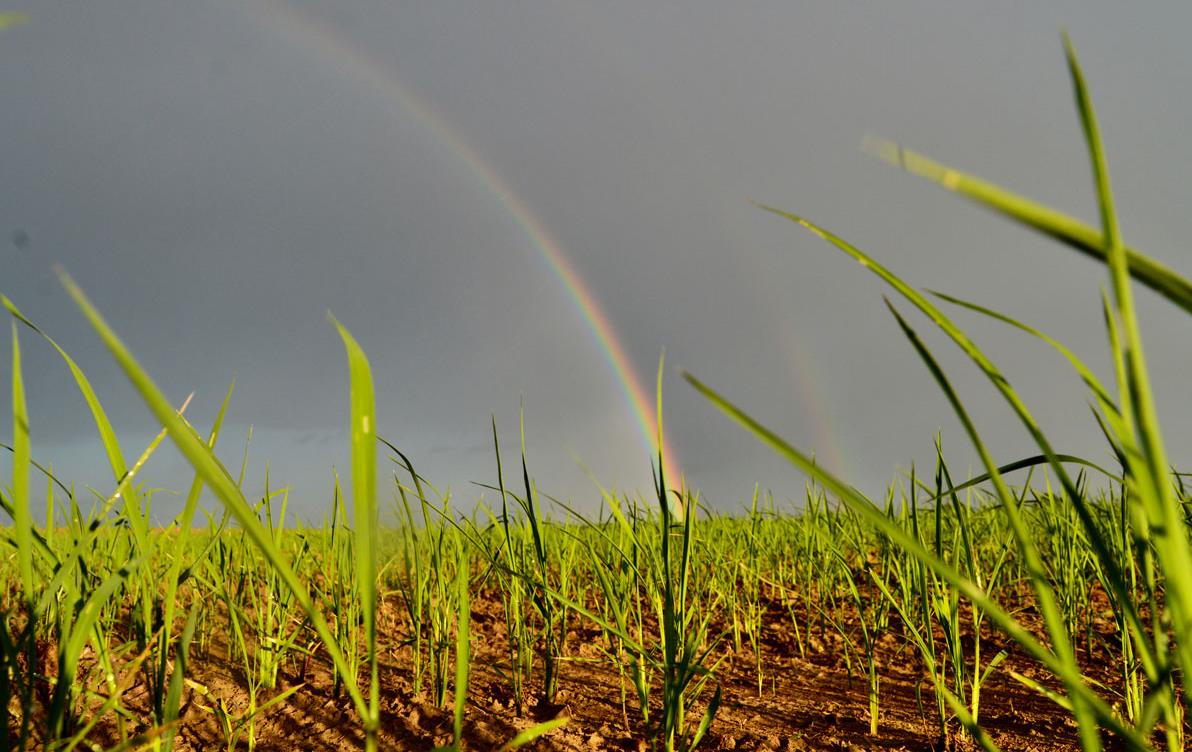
[
  {"left": 912, "top": 453, "right": 1120, "bottom": 505},
  {"left": 453, "top": 554, "right": 470, "bottom": 749},
  {"left": 929, "top": 290, "right": 1120, "bottom": 420},
  {"left": 2, "top": 296, "right": 148, "bottom": 537},
  {"left": 860, "top": 142, "right": 1192, "bottom": 316},
  {"left": 0, "top": 481, "right": 55, "bottom": 564},
  {"left": 232, "top": 682, "right": 307, "bottom": 730},
  {"left": 49, "top": 556, "right": 144, "bottom": 733},
  {"left": 1064, "top": 35, "right": 1192, "bottom": 699},
  {"left": 0, "top": 13, "right": 28, "bottom": 30},
  {"left": 687, "top": 682, "right": 722, "bottom": 750},
  {"left": 757, "top": 204, "right": 1137, "bottom": 644},
  {"left": 330, "top": 315, "right": 380, "bottom": 739},
  {"left": 9, "top": 322, "right": 34, "bottom": 604},
  {"left": 57, "top": 271, "right": 372, "bottom": 725},
  {"left": 495, "top": 717, "right": 569, "bottom": 752},
  {"left": 155, "top": 381, "right": 235, "bottom": 729},
  {"left": 0, "top": 442, "right": 72, "bottom": 500},
  {"left": 883, "top": 299, "right": 1100, "bottom": 750},
  {"left": 161, "top": 601, "right": 200, "bottom": 752},
  {"left": 654, "top": 349, "right": 682, "bottom": 519},
  {"left": 682, "top": 369, "right": 1152, "bottom": 750}
]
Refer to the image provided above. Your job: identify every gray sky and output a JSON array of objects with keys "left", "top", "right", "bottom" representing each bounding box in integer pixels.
[{"left": 2, "top": 1, "right": 1190, "bottom": 521}]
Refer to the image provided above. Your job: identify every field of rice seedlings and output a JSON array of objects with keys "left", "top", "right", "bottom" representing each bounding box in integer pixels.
[{"left": 3, "top": 39, "right": 1190, "bottom": 752}]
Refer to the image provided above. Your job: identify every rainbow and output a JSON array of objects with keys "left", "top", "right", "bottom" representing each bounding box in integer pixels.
[
  {"left": 777, "top": 334, "right": 848, "bottom": 480},
  {"left": 247, "top": 1, "right": 684, "bottom": 489}
]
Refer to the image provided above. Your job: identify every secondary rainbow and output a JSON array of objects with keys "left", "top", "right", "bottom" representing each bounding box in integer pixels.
[{"left": 250, "top": 1, "right": 683, "bottom": 487}]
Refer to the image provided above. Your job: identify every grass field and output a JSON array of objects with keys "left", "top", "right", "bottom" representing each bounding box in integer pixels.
[{"left": 3, "top": 39, "right": 1190, "bottom": 752}]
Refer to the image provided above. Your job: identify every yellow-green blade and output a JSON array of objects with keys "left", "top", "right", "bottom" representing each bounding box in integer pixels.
[
  {"left": 2, "top": 295, "right": 149, "bottom": 544},
  {"left": 683, "top": 369, "right": 1149, "bottom": 749},
  {"left": 10, "top": 322, "right": 34, "bottom": 603},
  {"left": 330, "top": 314, "right": 380, "bottom": 732},
  {"left": 58, "top": 271, "right": 372, "bottom": 725},
  {"left": 862, "top": 140, "right": 1192, "bottom": 316},
  {"left": 1065, "top": 34, "right": 1192, "bottom": 694}
]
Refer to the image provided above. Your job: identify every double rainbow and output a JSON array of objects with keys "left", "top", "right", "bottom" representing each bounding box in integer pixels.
[{"left": 250, "top": 1, "right": 684, "bottom": 489}]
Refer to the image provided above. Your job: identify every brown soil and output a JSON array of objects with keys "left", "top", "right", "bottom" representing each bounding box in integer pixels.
[{"left": 13, "top": 588, "right": 1128, "bottom": 752}]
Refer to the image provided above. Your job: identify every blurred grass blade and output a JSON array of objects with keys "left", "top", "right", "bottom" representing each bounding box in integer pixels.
[
  {"left": 155, "top": 381, "right": 235, "bottom": 746},
  {"left": 0, "top": 12, "right": 28, "bottom": 30},
  {"left": 861, "top": 139, "right": 1192, "bottom": 316},
  {"left": 496, "top": 717, "right": 569, "bottom": 752}
]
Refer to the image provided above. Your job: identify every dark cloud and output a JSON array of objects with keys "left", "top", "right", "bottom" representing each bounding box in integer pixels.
[{"left": 2, "top": 0, "right": 1189, "bottom": 518}]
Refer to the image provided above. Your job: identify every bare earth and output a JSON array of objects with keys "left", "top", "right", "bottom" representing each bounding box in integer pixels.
[{"left": 55, "top": 586, "right": 1123, "bottom": 752}]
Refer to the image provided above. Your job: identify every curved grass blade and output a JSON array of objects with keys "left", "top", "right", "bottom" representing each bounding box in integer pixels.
[
  {"left": 929, "top": 290, "right": 1120, "bottom": 421},
  {"left": 3, "top": 296, "right": 150, "bottom": 540},
  {"left": 682, "top": 369, "right": 1152, "bottom": 750},
  {"left": 495, "top": 717, "right": 569, "bottom": 752},
  {"left": 1064, "top": 35, "right": 1192, "bottom": 709},
  {"left": 755, "top": 204, "right": 1141, "bottom": 663},
  {"left": 0, "top": 485, "right": 55, "bottom": 563},
  {"left": 156, "top": 381, "right": 235, "bottom": 747},
  {"left": 910, "top": 452, "right": 1121, "bottom": 506},
  {"left": 687, "top": 682, "right": 722, "bottom": 751},
  {"left": 0, "top": 442, "right": 74, "bottom": 500},
  {"left": 882, "top": 299, "right": 1100, "bottom": 750},
  {"left": 48, "top": 556, "right": 144, "bottom": 735},
  {"left": 860, "top": 142, "right": 1192, "bottom": 316},
  {"left": 57, "top": 271, "right": 373, "bottom": 727}
]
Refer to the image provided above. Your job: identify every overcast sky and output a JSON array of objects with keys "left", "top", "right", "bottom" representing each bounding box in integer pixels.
[{"left": 2, "top": 1, "right": 1190, "bottom": 522}]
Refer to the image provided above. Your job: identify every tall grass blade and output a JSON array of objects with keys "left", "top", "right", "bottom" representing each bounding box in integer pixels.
[
  {"left": 682, "top": 370, "right": 1151, "bottom": 749},
  {"left": 452, "top": 553, "right": 470, "bottom": 749},
  {"left": 881, "top": 298, "right": 1100, "bottom": 750},
  {"left": 3, "top": 296, "right": 150, "bottom": 543},
  {"left": 860, "top": 141, "right": 1192, "bottom": 316},
  {"left": 754, "top": 204, "right": 1139, "bottom": 648},
  {"left": 57, "top": 270, "right": 373, "bottom": 728},
  {"left": 331, "top": 315, "right": 381, "bottom": 746},
  {"left": 1064, "top": 35, "right": 1192, "bottom": 714},
  {"left": 9, "top": 323, "right": 33, "bottom": 605}
]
